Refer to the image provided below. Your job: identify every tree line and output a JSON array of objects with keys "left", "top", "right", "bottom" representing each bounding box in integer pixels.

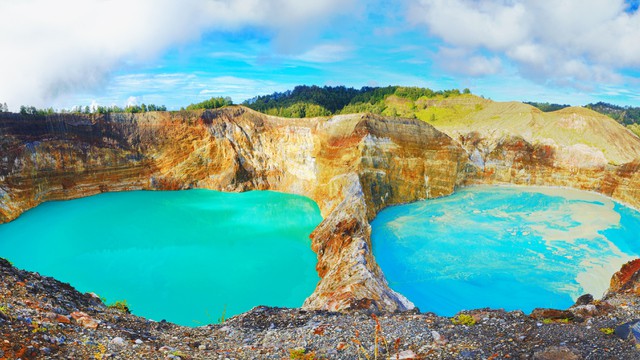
[
  {"left": 243, "top": 85, "right": 471, "bottom": 118},
  {"left": 0, "top": 96, "right": 234, "bottom": 116},
  {"left": 525, "top": 101, "right": 640, "bottom": 126},
  {"left": 585, "top": 102, "right": 640, "bottom": 126}
]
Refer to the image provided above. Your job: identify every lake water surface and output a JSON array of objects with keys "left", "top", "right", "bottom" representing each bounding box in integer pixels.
[
  {"left": 372, "top": 186, "right": 640, "bottom": 315},
  {"left": 0, "top": 190, "right": 322, "bottom": 326}
]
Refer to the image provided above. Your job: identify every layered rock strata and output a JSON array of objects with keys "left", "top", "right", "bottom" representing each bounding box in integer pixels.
[
  {"left": 0, "top": 107, "right": 467, "bottom": 312},
  {"left": 2, "top": 106, "right": 640, "bottom": 312}
]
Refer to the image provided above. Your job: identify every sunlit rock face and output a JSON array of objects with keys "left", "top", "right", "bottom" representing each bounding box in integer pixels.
[{"left": 0, "top": 107, "right": 467, "bottom": 312}]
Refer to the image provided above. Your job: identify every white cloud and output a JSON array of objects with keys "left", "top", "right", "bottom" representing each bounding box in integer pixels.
[
  {"left": 295, "top": 43, "right": 354, "bottom": 63},
  {"left": 126, "top": 96, "right": 139, "bottom": 107},
  {"left": 437, "top": 48, "right": 502, "bottom": 76},
  {"left": 408, "top": 0, "right": 640, "bottom": 86},
  {"left": 0, "top": 0, "right": 356, "bottom": 110}
]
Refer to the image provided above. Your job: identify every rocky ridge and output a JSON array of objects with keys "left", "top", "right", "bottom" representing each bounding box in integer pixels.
[{"left": 2, "top": 257, "right": 640, "bottom": 359}]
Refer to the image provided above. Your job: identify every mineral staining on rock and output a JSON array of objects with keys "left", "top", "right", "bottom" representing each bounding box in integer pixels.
[
  {"left": 0, "top": 107, "right": 467, "bottom": 313},
  {"left": 1, "top": 104, "right": 640, "bottom": 313}
]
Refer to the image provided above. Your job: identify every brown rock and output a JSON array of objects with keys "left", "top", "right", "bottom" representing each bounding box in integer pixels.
[
  {"left": 573, "top": 294, "right": 593, "bottom": 306},
  {"left": 70, "top": 311, "right": 89, "bottom": 321},
  {"left": 533, "top": 346, "right": 581, "bottom": 360},
  {"left": 608, "top": 258, "right": 640, "bottom": 295},
  {"left": 70, "top": 311, "right": 98, "bottom": 329},
  {"left": 55, "top": 314, "right": 71, "bottom": 324},
  {"left": 77, "top": 316, "right": 99, "bottom": 329},
  {"left": 570, "top": 305, "right": 598, "bottom": 318},
  {"left": 530, "top": 308, "right": 574, "bottom": 321}
]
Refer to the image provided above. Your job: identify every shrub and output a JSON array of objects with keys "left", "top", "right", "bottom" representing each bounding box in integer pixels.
[
  {"left": 451, "top": 314, "right": 476, "bottom": 326},
  {"left": 108, "top": 300, "right": 130, "bottom": 314}
]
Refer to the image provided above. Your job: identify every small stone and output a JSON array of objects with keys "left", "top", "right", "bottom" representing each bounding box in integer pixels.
[
  {"left": 571, "top": 304, "right": 598, "bottom": 317},
  {"left": 159, "top": 346, "right": 174, "bottom": 352},
  {"left": 135, "top": 339, "right": 143, "bottom": 345},
  {"left": 395, "top": 350, "right": 417, "bottom": 359},
  {"left": 336, "top": 342, "right": 347, "bottom": 351},
  {"left": 431, "top": 330, "right": 447, "bottom": 345},
  {"left": 574, "top": 294, "right": 594, "bottom": 306},
  {"left": 77, "top": 316, "right": 99, "bottom": 329},
  {"left": 198, "top": 344, "right": 206, "bottom": 350},
  {"left": 70, "top": 311, "right": 89, "bottom": 321},
  {"left": 110, "top": 337, "right": 125, "bottom": 346},
  {"left": 56, "top": 314, "right": 71, "bottom": 324}
]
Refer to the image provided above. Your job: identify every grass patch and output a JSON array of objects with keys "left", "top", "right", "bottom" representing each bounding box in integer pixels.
[
  {"left": 599, "top": 327, "right": 615, "bottom": 335},
  {"left": 107, "top": 300, "right": 130, "bottom": 314},
  {"left": 289, "top": 348, "right": 319, "bottom": 360},
  {"left": 451, "top": 314, "right": 476, "bottom": 326}
]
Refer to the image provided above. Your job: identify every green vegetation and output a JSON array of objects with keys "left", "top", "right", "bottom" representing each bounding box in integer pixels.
[
  {"left": 586, "top": 102, "right": 640, "bottom": 126},
  {"left": 628, "top": 124, "right": 640, "bottom": 138},
  {"left": 16, "top": 103, "right": 167, "bottom": 116},
  {"left": 218, "top": 304, "right": 227, "bottom": 323},
  {"left": 184, "top": 96, "right": 233, "bottom": 111},
  {"left": 542, "top": 318, "right": 570, "bottom": 324},
  {"left": 289, "top": 348, "right": 319, "bottom": 359},
  {"left": 169, "top": 350, "right": 189, "bottom": 358},
  {"left": 451, "top": 314, "right": 476, "bottom": 326},
  {"left": 524, "top": 102, "right": 570, "bottom": 112},
  {"left": 599, "top": 327, "right": 615, "bottom": 335},
  {"left": 243, "top": 85, "right": 469, "bottom": 118},
  {"left": 0, "top": 304, "right": 8, "bottom": 314},
  {"left": 96, "top": 104, "right": 167, "bottom": 114},
  {"left": 107, "top": 299, "right": 131, "bottom": 314}
]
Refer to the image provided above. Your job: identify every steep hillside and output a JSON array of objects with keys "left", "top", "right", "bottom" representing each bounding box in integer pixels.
[{"left": 410, "top": 96, "right": 640, "bottom": 167}]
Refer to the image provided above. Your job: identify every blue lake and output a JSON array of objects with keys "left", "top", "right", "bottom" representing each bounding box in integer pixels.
[
  {"left": 372, "top": 186, "right": 640, "bottom": 315},
  {"left": 0, "top": 190, "right": 322, "bottom": 326}
]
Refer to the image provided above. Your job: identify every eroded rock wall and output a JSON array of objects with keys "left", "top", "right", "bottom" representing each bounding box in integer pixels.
[
  {"left": 3, "top": 106, "right": 640, "bottom": 312},
  {"left": 0, "top": 107, "right": 467, "bottom": 312}
]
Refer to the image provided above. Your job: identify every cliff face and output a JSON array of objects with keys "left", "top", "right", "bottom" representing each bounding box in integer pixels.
[
  {"left": 2, "top": 105, "right": 640, "bottom": 313},
  {"left": 443, "top": 107, "right": 640, "bottom": 210},
  {"left": 0, "top": 107, "right": 467, "bottom": 312}
]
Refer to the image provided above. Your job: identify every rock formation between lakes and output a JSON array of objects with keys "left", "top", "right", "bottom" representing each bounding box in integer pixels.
[
  {"left": 1, "top": 105, "right": 640, "bottom": 313},
  {"left": 0, "top": 107, "right": 467, "bottom": 312}
]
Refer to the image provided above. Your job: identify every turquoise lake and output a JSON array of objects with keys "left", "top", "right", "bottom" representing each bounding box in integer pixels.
[
  {"left": 372, "top": 186, "right": 640, "bottom": 315},
  {"left": 0, "top": 190, "right": 322, "bottom": 326}
]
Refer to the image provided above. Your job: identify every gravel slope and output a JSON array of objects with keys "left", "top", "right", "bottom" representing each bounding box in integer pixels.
[{"left": 1, "top": 258, "right": 639, "bottom": 360}]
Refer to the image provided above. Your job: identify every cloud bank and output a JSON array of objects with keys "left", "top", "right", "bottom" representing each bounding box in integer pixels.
[
  {"left": 0, "top": 0, "right": 355, "bottom": 109},
  {"left": 408, "top": 0, "right": 640, "bottom": 86}
]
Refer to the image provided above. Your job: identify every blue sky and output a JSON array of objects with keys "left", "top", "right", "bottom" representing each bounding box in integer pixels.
[{"left": 1, "top": 0, "right": 639, "bottom": 111}]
